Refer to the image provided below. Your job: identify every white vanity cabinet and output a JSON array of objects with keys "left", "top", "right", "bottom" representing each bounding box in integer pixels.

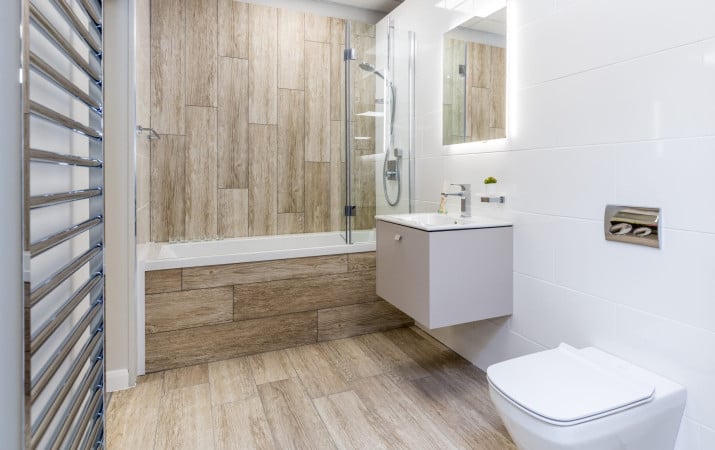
[{"left": 376, "top": 216, "right": 513, "bottom": 329}]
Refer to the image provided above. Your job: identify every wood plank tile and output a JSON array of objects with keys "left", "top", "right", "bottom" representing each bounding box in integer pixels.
[
  {"left": 186, "top": 0, "right": 217, "bottom": 106},
  {"left": 218, "top": 0, "right": 248, "bottom": 58},
  {"left": 330, "top": 18, "right": 345, "bottom": 45},
  {"left": 491, "top": 127, "right": 506, "bottom": 139},
  {"left": 150, "top": 0, "right": 185, "bottom": 135},
  {"left": 305, "top": 162, "right": 331, "bottom": 232},
  {"left": 185, "top": 106, "right": 218, "bottom": 239},
  {"left": 382, "top": 327, "right": 468, "bottom": 375},
  {"left": 146, "top": 287, "right": 234, "bottom": 334},
  {"left": 248, "top": 124, "right": 278, "bottom": 236},
  {"left": 234, "top": 270, "right": 377, "bottom": 321},
  {"left": 468, "top": 42, "right": 491, "bottom": 89},
  {"left": 277, "top": 10, "right": 304, "bottom": 90},
  {"left": 213, "top": 397, "right": 276, "bottom": 450},
  {"left": 151, "top": 135, "right": 185, "bottom": 242},
  {"left": 249, "top": 4, "right": 278, "bottom": 124},
  {"left": 347, "top": 252, "right": 375, "bottom": 272},
  {"left": 490, "top": 46, "right": 506, "bottom": 130},
  {"left": 285, "top": 344, "right": 350, "bottom": 399},
  {"left": 329, "top": 120, "right": 345, "bottom": 232},
  {"left": 407, "top": 375, "right": 517, "bottom": 449},
  {"left": 164, "top": 364, "right": 209, "bottom": 390},
  {"left": 304, "top": 41, "right": 331, "bottom": 162},
  {"left": 106, "top": 373, "right": 164, "bottom": 449},
  {"left": 320, "top": 338, "right": 383, "bottom": 383},
  {"left": 249, "top": 349, "right": 297, "bottom": 385},
  {"left": 277, "top": 89, "right": 304, "bottom": 213},
  {"left": 155, "top": 384, "right": 213, "bottom": 450},
  {"left": 182, "top": 254, "right": 347, "bottom": 290},
  {"left": 218, "top": 189, "right": 249, "bottom": 238},
  {"left": 277, "top": 213, "right": 305, "bottom": 234},
  {"left": 208, "top": 356, "right": 257, "bottom": 405},
  {"left": 218, "top": 57, "right": 249, "bottom": 189},
  {"left": 350, "top": 374, "right": 458, "bottom": 449},
  {"left": 146, "top": 269, "right": 182, "bottom": 294},
  {"left": 259, "top": 378, "right": 335, "bottom": 449},
  {"left": 352, "top": 22, "right": 375, "bottom": 38},
  {"left": 146, "top": 312, "right": 317, "bottom": 372},
  {"left": 313, "top": 390, "right": 390, "bottom": 450},
  {"left": 318, "top": 300, "right": 413, "bottom": 342},
  {"left": 304, "top": 13, "right": 331, "bottom": 42},
  {"left": 469, "top": 87, "right": 490, "bottom": 141},
  {"left": 353, "top": 332, "right": 429, "bottom": 382},
  {"left": 330, "top": 43, "right": 344, "bottom": 121}
]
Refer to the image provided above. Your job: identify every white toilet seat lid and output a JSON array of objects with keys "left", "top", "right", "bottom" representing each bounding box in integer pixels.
[{"left": 487, "top": 344, "right": 655, "bottom": 425}]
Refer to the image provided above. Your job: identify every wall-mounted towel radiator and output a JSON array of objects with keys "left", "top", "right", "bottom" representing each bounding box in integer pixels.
[{"left": 21, "top": 0, "right": 105, "bottom": 448}]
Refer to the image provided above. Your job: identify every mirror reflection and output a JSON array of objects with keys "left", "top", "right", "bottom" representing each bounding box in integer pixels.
[{"left": 443, "top": 6, "right": 506, "bottom": 145}]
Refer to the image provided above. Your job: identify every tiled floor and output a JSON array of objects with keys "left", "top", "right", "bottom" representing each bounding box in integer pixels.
[{"left": 107, "top": 326, "right": 516, "bottom": 449}]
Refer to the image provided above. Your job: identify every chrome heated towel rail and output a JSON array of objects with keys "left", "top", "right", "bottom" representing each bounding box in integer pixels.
[{"left": 22, "top": 0, "right": 105, "bottom": 448}]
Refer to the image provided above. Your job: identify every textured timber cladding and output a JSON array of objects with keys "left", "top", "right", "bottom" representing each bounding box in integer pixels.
[
  {"left": 144, "top": 252, "right": 413, "bottom": 372},
  {"left": 148, "top": 0, "right": 377, "bottom": 242}
]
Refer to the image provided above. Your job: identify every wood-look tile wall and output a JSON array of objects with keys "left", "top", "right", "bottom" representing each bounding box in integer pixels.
[
  {"left": 443, "top": 38, "right": 506, "bottom": 145},
  {"left": 144, "top": 252, "right": 413, "bottom": 372},
  {"left": 145, "top": 0, "right": 377, "bottom": 242}
]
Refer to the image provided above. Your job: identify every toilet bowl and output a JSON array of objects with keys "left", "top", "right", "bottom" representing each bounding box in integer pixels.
[{"left": 487, "top": 344, "right": 686, "bottom": 450}]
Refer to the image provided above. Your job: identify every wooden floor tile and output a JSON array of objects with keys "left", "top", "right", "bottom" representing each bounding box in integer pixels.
[
  {"left": 106, "top": 373, "right": 164, "bottom": 449},
  {"left": 249, "top": 349, "right": 297, "bottom": 385},
  {"left": 313, "top": 390, "right": 390, "bottom": 450},
  {"left": 258, "top": 378, "right": 335, "bottom": 449},
  {"left": 353, "top": 332, "right": 429, "bottom": 382},
  {"left": 319, "top": 339, "right": 383, "bottom": 383},
  {"left": 285, "top": 344, "right": 350, "bottom": 399},
  {"left": 155, "top": 384, "right": 214, "bottom": 450},
  {"left": 208, "top": 357, "right": 257, "bottom": 405},
  {"left": 164, "top": 364, "right": 209, "bottom": 391},
  {"left": 213, "top": 397, "right": 275, "bottom": 450}
]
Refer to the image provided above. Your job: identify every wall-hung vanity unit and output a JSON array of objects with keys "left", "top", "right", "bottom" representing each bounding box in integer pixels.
[{"left": 376, "top": 214, "right": 513, "bottom": 329}]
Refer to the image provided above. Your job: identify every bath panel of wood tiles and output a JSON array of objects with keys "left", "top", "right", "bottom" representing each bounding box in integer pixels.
[
  {"left": 186, "top": 0, "right": 217, "bottom": 107},
  {"left": 277, "top": 89, "right": 305, "bottom": 213},
  {"left": 218, "top": 0, "right": 248, "bottom": 58},
  {"left": 277, "top": 9, "right": 305, "bottom": 90},
  {"left": 217, "top": 57, "right": 249, "bottom": 190},
  {"left": 248, "top": 4, "right": 278, "bottom": 125},
  {"left": 347, "top": 251, "right": 376, "bottom": 271},
  {"left": 181, "top": 254, "right": 348, "bottom": 290},
  {"left": 146, "top": 311, "right": 318, "bottom": 372},
  {"left": 248, "top": 124, "right": 278, "bottom": 236},
  {"left": 150, "top": 0, "right": 185, "bottom": 135},
  {"left": 146, "top": 287, "right": 234, "bottom": 334},
  {"left": 145, "top": 268, "right": 181, "bottom": 294},
  {"left": 185, "top": 106, "right": 218, "bottom": 239},
  {"left": 233, "top": 270, "right": 378, "bottom": 321},
  {"left": 318, "top": 300, "right": 413, "bottom": 341},
  {"left": 150, "top": 135, "right": 186, "bottom": 242}
]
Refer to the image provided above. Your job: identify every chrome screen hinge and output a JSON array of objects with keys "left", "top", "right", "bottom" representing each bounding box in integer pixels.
[
  {"left": 344, "top": 205, "right": 356, "bottom": 217},
  {"left": 344, "top": 48, "right": 357, "bottom": 61}
]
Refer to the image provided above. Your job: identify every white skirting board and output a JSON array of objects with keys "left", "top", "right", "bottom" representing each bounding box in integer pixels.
[{"left": 106, "top": 369, "right": 131, "bottom": 392}]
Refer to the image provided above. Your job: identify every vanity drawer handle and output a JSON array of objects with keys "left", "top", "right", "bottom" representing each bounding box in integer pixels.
[{"left": 394, "top": 234, "right": 402, "bottom": 241}]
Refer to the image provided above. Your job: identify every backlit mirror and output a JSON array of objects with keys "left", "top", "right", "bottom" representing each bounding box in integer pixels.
[{"left": 442, "top": 4, "right": 506, "bottom": 145}]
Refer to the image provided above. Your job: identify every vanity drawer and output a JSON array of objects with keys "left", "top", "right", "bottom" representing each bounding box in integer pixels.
[{"left": 376, "top": 220, "right": 430, "bottom": 325}]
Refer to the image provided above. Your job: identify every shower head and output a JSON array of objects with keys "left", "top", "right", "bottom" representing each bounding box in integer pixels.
[{"left": 359, "top": 61, "right": 385, "bottom": 80}]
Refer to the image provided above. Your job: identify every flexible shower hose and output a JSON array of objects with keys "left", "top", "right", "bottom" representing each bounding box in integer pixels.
[{"left": 383, "top": 151, "right": 401, "bottom": 207}]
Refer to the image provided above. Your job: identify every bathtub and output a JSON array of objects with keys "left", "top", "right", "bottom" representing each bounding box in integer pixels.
[{"left": 134, "top": 230, "right": 377, "bottom": 377}]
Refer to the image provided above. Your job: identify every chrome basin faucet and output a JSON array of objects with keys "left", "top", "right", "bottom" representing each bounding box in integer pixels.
[{"left": 441, "top": 183, "right": 471, "bottom": 218}]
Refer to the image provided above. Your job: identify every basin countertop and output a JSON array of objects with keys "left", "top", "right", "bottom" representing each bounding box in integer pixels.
[{"left": 375, "top": 213, "right": 513, "bottom": 232}]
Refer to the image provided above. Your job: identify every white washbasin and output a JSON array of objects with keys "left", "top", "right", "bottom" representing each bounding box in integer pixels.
[{"left": 375, "top": 213, "right": 512, "bottom": 231}]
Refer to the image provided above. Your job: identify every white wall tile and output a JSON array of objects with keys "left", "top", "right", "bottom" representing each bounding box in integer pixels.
[
  {"left": 614, "top": 137, "right": 715, "bottom": 234},
  {"left": 554, "top": 219, "right": 715, "bottom": 334},
  {"left": 415, "top": 156, "right": 444, "bottom": 203},
  {"left": 700, "top": 426, "right": 714, "bottom": 450},
  {"left": 509, "top": 146, "right": 614, "bottom": 219},
  {"left": 512, "top": 38, "right": 715, "bottom": 149},
  {"left": 674, "top": 418, "right": 702, "bottom": 450},
  {"left": 512, "top": 212, "right": 555, "bottom": 281},
  {"left": 518, "top": 0, "right": 715, "bottom": 87}
]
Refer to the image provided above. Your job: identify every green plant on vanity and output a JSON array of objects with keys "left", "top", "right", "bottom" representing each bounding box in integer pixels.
[{"left": 484, "top": 176, "right": 497, "bottom": 184}]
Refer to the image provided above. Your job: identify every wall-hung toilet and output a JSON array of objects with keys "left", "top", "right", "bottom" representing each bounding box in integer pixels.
[{"left": 487, "top": 344, "right": 686, "bottom": 450}]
